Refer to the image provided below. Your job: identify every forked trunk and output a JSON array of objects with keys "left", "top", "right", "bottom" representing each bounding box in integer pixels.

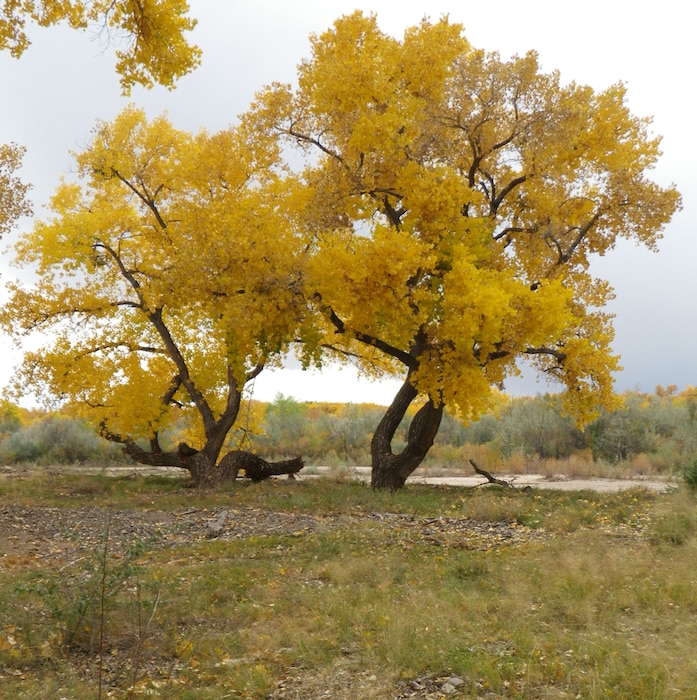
[{"left": 370, "top": 378, "right": 443, "bottom": 490}]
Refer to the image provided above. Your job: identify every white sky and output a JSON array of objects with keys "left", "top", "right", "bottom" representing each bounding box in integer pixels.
[{"left": 0, "top": 0, "right": 694, "bottom": 405}]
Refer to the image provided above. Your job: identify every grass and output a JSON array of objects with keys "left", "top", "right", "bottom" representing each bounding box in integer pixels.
[{"left": 1, "top": 469, "right": 696, "bottom": 698}]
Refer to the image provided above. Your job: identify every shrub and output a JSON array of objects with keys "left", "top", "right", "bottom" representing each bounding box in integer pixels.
[{"left": 0, "top": 414, "right": 125, "bottom": 465}]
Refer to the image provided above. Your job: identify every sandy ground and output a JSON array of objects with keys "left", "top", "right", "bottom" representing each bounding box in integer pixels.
[
  {"left": 0, "top": 463, "right": 677, "bottom": 493},
  {"left": 349, "top": 466, "right": 676, "bottom": 492},
  {"left": 409, "top": 473, "right": 676, "bottom": 492}
]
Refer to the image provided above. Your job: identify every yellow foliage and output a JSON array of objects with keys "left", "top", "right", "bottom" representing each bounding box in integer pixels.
[
  {"left": 0, "top": 0, "right": 201, "bottom": 92},
  {"left": 259, "top": 12, "right": 681, "bottom": 425},
  {"left": 0, "top": 143, "right": 31, "bottom": 237},
  {"left": 0, "top": 12, "right": 683, "bottom": 463},
  {"left": 1, "top": 106, "right": 309, "bottom": 448}
]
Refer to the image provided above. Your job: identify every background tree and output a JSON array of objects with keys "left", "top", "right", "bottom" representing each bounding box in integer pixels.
[
  {"left": 587, "top": 394, "right": 654, "bottom": 463},
  {"left": 253, "top": 396, "right": 385, "bottom": 465},
  {"left": 0, "top": 143, "right": 31, "bottom": 238},
  {"left": 0, "top": 0, "right": 201, "bottom": 93},
  {"left": 0, "top": 106, "right": 308, "bottom": 486},
  {"left": 252, "top": 12, "right": 681, "bottom": 489},
  {"left": 496, "top": 395, "right": 585, "bottom": 460},
  {"left": 0, "top": 399, "right": 23, "bottom": 441}
]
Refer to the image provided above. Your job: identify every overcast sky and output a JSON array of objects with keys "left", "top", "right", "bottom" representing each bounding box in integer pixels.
[{"left": 1, "top": 0, "right": 694, "bottom": 405}]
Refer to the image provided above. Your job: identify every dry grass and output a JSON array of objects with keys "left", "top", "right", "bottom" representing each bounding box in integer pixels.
[{"left": 1, "top": 472, "right": 696, "bottom": 698}]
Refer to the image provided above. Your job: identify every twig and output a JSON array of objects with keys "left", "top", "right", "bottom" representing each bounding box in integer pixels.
[{"left": 129, "top": 586, "right": 161, "bottom": 699}]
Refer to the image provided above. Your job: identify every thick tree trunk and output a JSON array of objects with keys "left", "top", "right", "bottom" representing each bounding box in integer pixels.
[
  {"left": 370, "top": 378, "right": 443, "bottom": 490},
  {"left": 188, "top": 450, "right": 304, "bottom": 488},
  {"left": 106, "top": 432, "right": 304, "bottom": 488},
  {"left": 186, "top": 450, "right": 219, "bottom": 488},
  {"left": 218, "top": 450, "right": 304, "bottom": 482}
]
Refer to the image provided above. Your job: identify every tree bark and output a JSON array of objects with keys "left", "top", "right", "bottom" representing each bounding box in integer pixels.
[
  {"left": 217, "top": 450, "right": 304, "bottom": 482},
  {"left": 189, "top": 450, "right": 304, "bottom": 488},
  {"left": 370, "top": 378, "right": 443, "bottom": 490},
  {"left": 108, "top": 432, "right": 304, "bottom": 488}
]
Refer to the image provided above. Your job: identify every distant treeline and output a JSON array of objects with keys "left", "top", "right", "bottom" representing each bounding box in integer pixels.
[
  {"left": 2, "top": 387, "right": 695, "bottom": 475},
  {"left": 251, "top": 388, "right": 697, "bottom": 474}
]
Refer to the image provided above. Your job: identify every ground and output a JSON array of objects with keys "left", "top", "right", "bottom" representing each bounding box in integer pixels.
[
  {"left": 0, "top": 502, "right": 549, "bottom": 564},
  {"left": 0, "top": 465, "right": 671, "bottom": 698},
  {"left": 0, "top": 495, "right": 548, "bottom": 698}
]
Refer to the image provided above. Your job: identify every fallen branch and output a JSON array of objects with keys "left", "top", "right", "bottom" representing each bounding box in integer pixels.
[{"left": 469, "top": 459, "right": 514, "bottom": 488}]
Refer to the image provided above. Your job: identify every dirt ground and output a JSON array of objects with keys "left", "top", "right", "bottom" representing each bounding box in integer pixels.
[
  {"left": 0, "top": 483, "right": 551, "bottom": 699},
  {"left": 0, "top": 464, "right": 669, "bottom": 698}
]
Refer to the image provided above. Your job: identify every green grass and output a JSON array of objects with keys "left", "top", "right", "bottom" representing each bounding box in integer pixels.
[{"left": 1, "top": 471, "right": 695, "bottom": 698}]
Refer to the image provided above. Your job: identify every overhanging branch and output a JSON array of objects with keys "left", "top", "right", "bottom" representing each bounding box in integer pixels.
[
  {"left": 524, "top": 345, "right": 567, "bottom": 363},
  {"left": 325, "top": 305, "right": 418, "bottom": 370}
]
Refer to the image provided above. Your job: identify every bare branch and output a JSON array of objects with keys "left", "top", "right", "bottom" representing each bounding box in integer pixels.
[
  {"left": 469, "top": 459, "right": 514, "bottom": 487},
  {"left": 109, "top": 167, "right": 169, "bottom": 230}
]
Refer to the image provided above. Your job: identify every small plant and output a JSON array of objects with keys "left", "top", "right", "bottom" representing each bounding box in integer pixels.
[
  {"left": 13, "top": 512, "right": 154, "bottom": 698},
  {"left": 56, "top": 520, "right": 147, "bottom": 656},
  {"left": 682, "top": 456, "right": 697, "bottom": 490}
]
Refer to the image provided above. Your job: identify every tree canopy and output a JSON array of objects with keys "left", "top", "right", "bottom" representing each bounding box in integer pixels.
[
  {"left": 249, "top": 12, "right": 681, "bottom": 487},
  {"left": 0, "top": 106, "right": 309, "bottom": 485},
  {"left": 0, "top": 1, "right": 200, "bottom": 262},
  {"left": 0, "top": 0, "right": 201, "bottom": 92},
  {"left": 0, "top": 13, "right": 682, "bottom": 489}
]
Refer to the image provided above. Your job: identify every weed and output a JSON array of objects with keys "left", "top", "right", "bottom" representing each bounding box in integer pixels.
[{"left": 5, "top": 512, "right": 157, "bottom": 699}]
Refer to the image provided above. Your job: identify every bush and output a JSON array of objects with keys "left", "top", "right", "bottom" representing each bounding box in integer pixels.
[{"left": 0, "top": 414, "right": 125, "bottom": 465}]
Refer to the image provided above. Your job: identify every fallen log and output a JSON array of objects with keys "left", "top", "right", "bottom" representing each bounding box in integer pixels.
[{"left": 468, "top": 459, "right": 514, "bottom": 487}]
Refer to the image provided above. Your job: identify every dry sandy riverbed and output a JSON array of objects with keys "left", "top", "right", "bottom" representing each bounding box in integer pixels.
[
  {"left": 410, "top": 473, "right": 676, "bottom": 492},
  {"left": 0, "top": 464, "right": 674, "bottom": 493},
  {"left": 339, "top": 466, "right": 677, "bottom": 492}
]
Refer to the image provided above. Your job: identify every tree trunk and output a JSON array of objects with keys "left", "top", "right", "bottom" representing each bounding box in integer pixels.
[
  {"left": 186, "top": 450, "right": 219, "bottom": 488},
  {"left": 218, "top": 450, "right": 304, "bottom": 482},
  {"left": 107, "top": 431, "right": 304, "bottom": 488},
  {"left": 188, "top": 450, "right": 304, "bottom": 488},
  {"left": 370, "top": 378, "right": 443, "bottom": 490}
]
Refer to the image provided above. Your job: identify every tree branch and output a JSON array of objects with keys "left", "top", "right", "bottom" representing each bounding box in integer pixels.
[
  {"left": 469, "top": 459, "right": 513, "bottom": 487},
  {"left": 524, "top": 345, "right": 567, "bottom": 363},
  {"left": 110, "top": 168, "right": 169, "bottom": 230},
  {"left": 325, "top": 304, "right": 418, "bottom": 370}
]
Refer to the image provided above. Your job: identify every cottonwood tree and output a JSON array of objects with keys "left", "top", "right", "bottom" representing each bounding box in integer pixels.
[
  {"left": 251, "top": 13, "right": 681, "bottom": 489},
  {"left": 0, "top": 143, "right": 31, "bottom": 238},
  {"left": 0, "top": 107, "right": 308, "bottom": 485},
  {"left": 0, "top": 0, "right": 200, "bottom": 93}
]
